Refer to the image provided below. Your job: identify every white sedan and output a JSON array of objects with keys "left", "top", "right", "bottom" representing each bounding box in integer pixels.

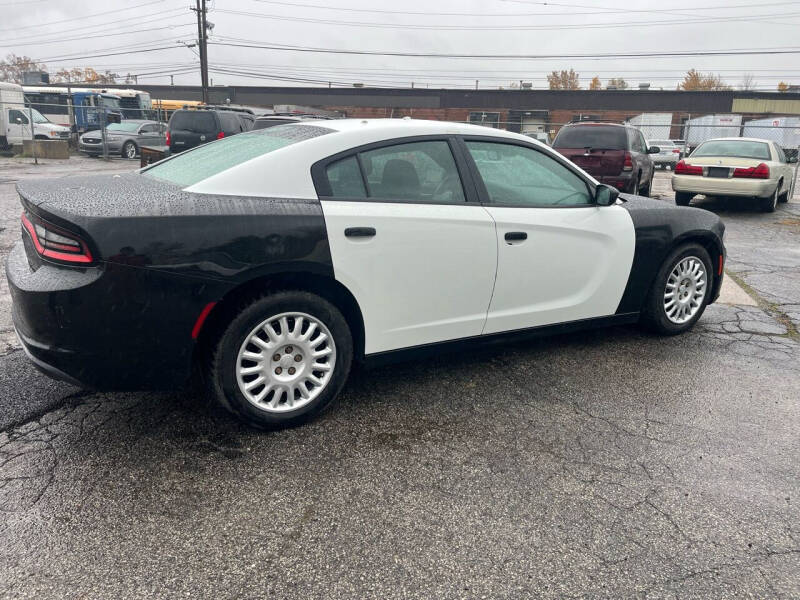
[{"left": 672, "top": 137, "right": 797, "bottom": 212}]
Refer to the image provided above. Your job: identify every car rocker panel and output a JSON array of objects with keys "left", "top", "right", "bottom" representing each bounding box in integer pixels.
[{"left": 6, "top": 119, "right": 725, "bottom": 428}]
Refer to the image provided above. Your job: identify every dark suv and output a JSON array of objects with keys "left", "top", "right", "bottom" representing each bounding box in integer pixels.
[
  {"left": 552, "top": 122, "right": 659, "bottom": 195},
  {"left": 166, "top": 109, "right": 249, "bottom": 153}
]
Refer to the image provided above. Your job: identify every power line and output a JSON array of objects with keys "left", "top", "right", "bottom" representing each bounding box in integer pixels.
[
  {"left": 0, "top": 0, "right": 171, "bottom": 32},
  {"left": 0, "top": 24, "right": 195, "bottom": 48},
  {"left": 208, "top": 40, "right": 800, "bottom": 61},
  {"left": 215, "top": 7, "right": 800, "bottom": 31},
  {"left": 249, "top": 0, "right": 800, "bottom": 17}
]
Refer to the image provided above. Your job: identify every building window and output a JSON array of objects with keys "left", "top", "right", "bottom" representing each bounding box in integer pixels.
[{"left": 469, "top": 112, "right": 501, "bottom": 128}]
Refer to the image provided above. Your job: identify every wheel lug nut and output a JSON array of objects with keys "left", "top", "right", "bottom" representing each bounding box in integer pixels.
[
  {"left": 285, "top": 346, "right": 293, "bottom": 354},
  {"left": 288, "top": 367, "right": 296, "bottom": 375},
  {"left": 294, "top": 354, "right": 302, "bottom": 362},
  {"left": 275, "top": 367, "right": 282, "bottom": 375},
  {"left": 272, "top": 354, "right": 281, "bottom": 362}
]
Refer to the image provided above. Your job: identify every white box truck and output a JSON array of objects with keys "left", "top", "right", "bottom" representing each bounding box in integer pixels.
[
  {"left": 742, "top": 116, "right": 800, "bottom": 149},
  {"left": 685, "top": 114, "right": 742, "bottom": 150},
  {"left": 627, "top": 113, "right": 673, "bottom": 140},
  {"left": 1, "top": 82, "right": 71, "bottom": 149}
]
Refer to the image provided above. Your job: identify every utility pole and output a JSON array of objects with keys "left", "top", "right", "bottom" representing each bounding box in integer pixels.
[{"left": 193, "top": 0, "right": 210, "bottom": 103}]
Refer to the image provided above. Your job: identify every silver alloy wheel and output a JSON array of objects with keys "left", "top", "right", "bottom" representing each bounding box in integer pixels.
[
  {"left": 664, "top": 256, "right": 707, "bottom": 324},
  {"left": 124, "top": 142, "right": 136, "bottom": 159},
  {"left": 235, "top": 312, "right": 336, "bottom": 413}
]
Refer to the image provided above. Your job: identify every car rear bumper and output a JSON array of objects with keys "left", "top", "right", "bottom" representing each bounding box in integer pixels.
[
  {"left": 597, "top": 173, "right": 634, "bottom": 191},
  {"left": 672, "top": 175, "right": 776, "bottom": 198},
  {"left": 6, "top": 241, "right": 221, "bottom": 391}
]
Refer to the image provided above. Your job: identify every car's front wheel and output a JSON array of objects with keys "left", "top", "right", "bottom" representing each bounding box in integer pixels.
[
  {"left": 208, "top": 291, "right": 353, "bottom": 429},
  {"left": 640, "top": 243, "right": 713, "bottom": 335}
]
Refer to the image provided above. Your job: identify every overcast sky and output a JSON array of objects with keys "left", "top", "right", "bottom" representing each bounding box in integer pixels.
[{"left": 2, "top": 0, "right": 799, "bottom": 91}]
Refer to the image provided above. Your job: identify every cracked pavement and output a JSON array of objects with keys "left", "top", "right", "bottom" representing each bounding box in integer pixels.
[{"left": 1, "top": 162, "right": 799, "bottom": 598}]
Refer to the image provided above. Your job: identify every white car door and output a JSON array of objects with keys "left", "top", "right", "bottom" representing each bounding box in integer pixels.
[
  {"left": 773, "top": 143, "right": 796, "bottom": 197},
  {"left": 6, "top": 108, "right": 29, "bottom": 144},
  {"left": 318, "top": 138, "right": 498, "bottom": 355},
  {"left": 462, "top": 139, "right": 636, "bottom": 335}
]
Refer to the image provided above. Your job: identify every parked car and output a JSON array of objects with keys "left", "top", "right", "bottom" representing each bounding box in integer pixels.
[
  {"left": 648, "top": 139, "right": 681, "bottom": 169},
  {"left": 166, "top": 108, "right": 248, "bottom": 153},
  {"left": 552, "top": 122, "right": 659, "bottom": 195},
  {"left": 671, "top": 139, "right": 687, "bottom": 158},
  {"left": 671, "top": 137, "right": 797, "bottom": 212},
  {"left": 79, "top": 120, "right": 166, "bottom": 158},
  {"left": 252, "top": 114, "right": 331, "bottom": 130},
  {"left": 8, "top": 119, "right": 725, "bottom": 430}
]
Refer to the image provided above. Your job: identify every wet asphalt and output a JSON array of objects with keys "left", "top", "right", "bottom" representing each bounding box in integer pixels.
[{"left": 1, "top": 158, "right": 798, "bottom": 598}]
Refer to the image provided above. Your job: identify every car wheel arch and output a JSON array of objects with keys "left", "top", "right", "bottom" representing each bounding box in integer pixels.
[{"left": 193, "top": 271, "right": 366, "bottom": 367}]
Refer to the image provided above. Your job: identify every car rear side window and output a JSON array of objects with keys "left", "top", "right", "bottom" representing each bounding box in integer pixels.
[
  {"left": 143, "top": 124, "right": 333, "bottom": 187},
  {"left": 553, "top": 126, "right": 627, "bottom": 150},
  {"left": 359, "top": 141, "right": 466, "bottom": 203},
  {"left": 466, "top": 141, "right": 592, "bottom": 206},
  {"left": 170, "top": 111, "right": 216, "bottom": 133},
  {"left": 326, "top": 156, "right": 367, "bottom": 198}
]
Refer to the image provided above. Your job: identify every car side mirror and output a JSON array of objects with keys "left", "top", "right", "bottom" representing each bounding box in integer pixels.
[
  {"left": 789, "top": 156, "right": 798, "bottom": 164},
  {"left": 595, "top": 184, "right": 619, "bottom": 206},
  {"left": 647, "top": 146, "right": 660, "bottom": 154}
]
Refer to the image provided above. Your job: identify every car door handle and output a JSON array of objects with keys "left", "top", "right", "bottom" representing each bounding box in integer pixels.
[
  {"left": 504, "top": 231, "right": 527, "bottom": 242},
  {"left": 345, "top": 227, "right": 376, "bottom": 238}
]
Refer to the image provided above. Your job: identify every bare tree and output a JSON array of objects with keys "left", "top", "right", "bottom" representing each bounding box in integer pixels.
[
  {"left": 0, "top": 53, "right": 47, "bottom": 83},
  {"left": 740, "top": 73, "right": 757, "bottom": 91}
]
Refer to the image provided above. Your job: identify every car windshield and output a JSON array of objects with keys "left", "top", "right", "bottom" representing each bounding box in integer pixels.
[
  {"left": 552, "top": 125, "right": 627, "bottom": 150},
  {"left": 30, "top": 109, "right": 49, "bottom": 124},
  {"left": 143, "top": 123, "right": 332, "bottom": 187},
  {"left": 107, "top": 122, "right": 142, "bottom": 133},
  {"left": 692, "top": 140, "right": 771, "bottom": 160}
]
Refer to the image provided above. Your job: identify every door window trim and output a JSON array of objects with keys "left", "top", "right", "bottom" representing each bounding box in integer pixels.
[
  {"left": 456, "top": 135, "right": 599, "bottom": 209},
  {"left": 311, "top": 134, "right": 481, "bottom": 205}
]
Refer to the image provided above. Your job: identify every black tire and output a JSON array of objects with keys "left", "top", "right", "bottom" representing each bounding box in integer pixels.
[
  {"left": 675, "top": 192, "right": 693, "bottom": 206},
  {"left": 640, "top": 243, "right": 714, "bottom": 335},
  {"left": 121, "top": 141, "right": 138, "bottom": 159},
  {"left": 208, "top": 291, "right": 353, "bottom": 429},
  {"left": 640, "top": 173, "right": 652, "bottom": 197},
  {"left": 759, "top": 184, "right": 779, "bottom": 213},
  {"left": 630, "top": 174, "right": 640, "bottom": 195},
  {"left": 778, "top": 179, "right": 789, "bottom": 203}
]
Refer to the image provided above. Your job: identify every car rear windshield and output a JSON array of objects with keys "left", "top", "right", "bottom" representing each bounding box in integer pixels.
[
  {"left": 650, "top": 140, "right": 673, "bottom": 146},
  {"left": 552, "top": 125, "right": 627, "bottom": 150},
  {"left": 169, "top": 111, "right": 217, "bottom": 133},
  {"left": 692, "top": 140, "right": 771, "bottom": 160},
  {"left": 142, "top": 123, "right": 333, "bottom": 187}
]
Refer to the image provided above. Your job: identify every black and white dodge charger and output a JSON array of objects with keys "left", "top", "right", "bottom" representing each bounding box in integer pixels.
[{"left": 7, "top": 119, "right": 725, "bottom": 429}]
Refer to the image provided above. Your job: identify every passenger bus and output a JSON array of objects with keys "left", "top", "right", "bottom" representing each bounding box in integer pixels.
[
  {"left": 22, "top": 86, "right": 123, "bottom": 132},
  {"left": 152, "top": 99, "right": 202, "bottom": 121},
  {"left": 88, "top": 88, "right": 153, "bottom": 119}
]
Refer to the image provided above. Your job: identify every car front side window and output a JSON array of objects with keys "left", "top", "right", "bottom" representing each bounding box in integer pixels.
[{"left": 466, "top": 141, "right": 592, "bottom": 207}]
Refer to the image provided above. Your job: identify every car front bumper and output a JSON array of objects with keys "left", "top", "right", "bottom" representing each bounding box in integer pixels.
[
  {"left": 79, "top": 139, "right": 123, "bottom": 155},
  {"left": 672, "top": 175, "right": 777, "bottom": 198}
]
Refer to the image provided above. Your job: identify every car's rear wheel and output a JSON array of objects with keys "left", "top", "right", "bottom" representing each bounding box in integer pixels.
[
  {"left": 760, "top": 184, "right": 779, "bottom": 213},
  {"left": 640, "top": 173, "right": 652, "bottom": 197},
  {"left": 122, "top": 141, "right": 137, "bottom": 159},
  {"left": 640, "top": 243, "right": 713, "bottom": 335},
  {"left": 630, "top": 174, "right": 640, "bottom": 195},
  {"left": 778, "top": 178, "right": 790, "bottom": 203},
  {"left": 675, "top": 192, "right": 693, "bottom": 206},
  {"left": 208, "top": 291, "right": 353, "bottom": 429}
]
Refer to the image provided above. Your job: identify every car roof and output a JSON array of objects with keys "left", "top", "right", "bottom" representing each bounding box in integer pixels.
[
  {"left": 699, "top": 137, "right": 773, "bottom": 143},
  {"left": 306, "top": 117, "right": 535, "bottom": 140},
  {"left": 560, "top": 121, "right": 628, "bottom": 128}
]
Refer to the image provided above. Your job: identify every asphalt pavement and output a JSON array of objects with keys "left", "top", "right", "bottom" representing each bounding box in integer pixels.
[{"left": 1, "top": 158, "right": 798, "bottom": 598}]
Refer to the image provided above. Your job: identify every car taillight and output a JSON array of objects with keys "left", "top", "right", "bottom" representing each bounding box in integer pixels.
[
  {"left": 623, "top": 152, "right": 632, "bottom": 172},
  {"left": 21, "top": 211, "right": 93, "bottom": 264},
  {"left": 216, "top": 131, "right": 225, "bottom": 139},
  {"left": 166, "top": 130, "right": 171, "bottom": 145},
  {"left": 672, "top": 148, "right": 681, "bottom": 153},
  {"left": 732, "top": 163, "right": 770, "bottom": 179},
  {"left": 675, "top": 160, "right": 703, "bottom": 176}
]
